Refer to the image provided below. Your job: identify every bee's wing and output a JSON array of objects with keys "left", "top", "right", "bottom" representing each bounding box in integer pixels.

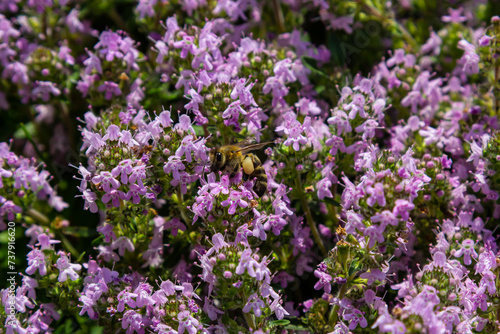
[
  {"left": 235, "top": 141, "right": 274, "bottom": 154},
  {"left": 234, "top": 138, "right": 257, "bottom": 147}
]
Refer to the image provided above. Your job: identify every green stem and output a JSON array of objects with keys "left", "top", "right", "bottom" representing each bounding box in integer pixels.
[
  {"left": 328, "top": 276, "right": 350, "bottom": 326},
  {"left": 58, "top": 233, "right": 81, "bottom": 259},
  {"left": 176, "top": 187, "right": 191, "bottom": 226},
  {"left": 58, "top": 101, "right": 75, "bottom": 150},
  {"left": 272, "top": 0, "right": 286, "bottom": 34},
  {"left": 108, "top": 8, "right": 129, "bottom": 32},
  {"left": 26, "top": 208, "right": 50, "bottom": 225},
  {"left": 243, "top": 312, "right": 257, "bottom": 330},
  {"left": 294, "top": 173, "right": 327, "bottom": 256},
  {"left": 356, "top": 0, "right": 418, "bottom": 50},
  {"left": 494, "top": 64, "right": 500, "bottom": 115}
]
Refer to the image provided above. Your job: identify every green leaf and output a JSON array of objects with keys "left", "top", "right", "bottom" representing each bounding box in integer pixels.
[
  {"left": 348, "top": 259, "right": 363, "bottom": 276},
  {"left": 64, "top": 226, "right": 95, "bottom": 238},
  {"left": 269, "top": 319, "right": 290, "bottom": 327},
  {"left": 327, "top": 31, "right": 346, "bottom": 66},
  {"left": 193, "top": 125, "right": 205, "bottom": 137},
  {"left": 301, "top": 56, "right": 329, "bottom": 79},
  {"left": 285, "top": 324, "right": 310, "bottom": 331}
]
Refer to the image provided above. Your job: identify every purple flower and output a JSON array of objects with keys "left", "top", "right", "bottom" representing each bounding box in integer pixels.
[
  {"left": 32, "top": 81, "right": 61, "bottom": 101},
  {"left": 371, "top": 210, "right": 399, "bottom": 228},
  {"left": 175, "top": 135, "right": 195, "bottom": 162},
  {"left": 270, "top": 297, "right": 290, "bottom": 319},
  {"left": 222, "top": 101, "right": 247, "bottom": 129},
  {"left": 276, "top": 112, "right": 308, "bottom": 151},
  {"left": 95, "top": 31, "right": 123, "bottom": 61},
  {"left": 360, "top": 268, "right": 386, "bottom": 285},
  {"left": 478, "top": 35, "right": 492, "bottom": 47},
  {"left": 203, "top": 297, "right": 224, "bottom": 321},
  {"left": 97, "top": 245, "right": 119, "bottom": 262},
  {"left": 479, "top": 270, "right": 496, "bottom": 295},
  {"left": 35, "top": 233, "right": 60, "bottom": 250},
  {"left": 441, "top": 7, "right": 467, "bottom": 23},
  {"left": 380, "top": 320, "right": 406, "bottom": 334},
  {"left": 184, "top": 88, "right": 204, "bottom": 111},
  {"left": 102, "top": 124, "right": 121, "bottom": 141},
  {"left": 242, "top": 294, "right": 266, "bottom": 317},
  {"left": 230, "top": 78, "right": 257, "bottom": 106},
  {"left": 343, "top": 308, "right": 368, "bottom": 330},
  {"left": 365, "top": 182, "right": 386, "bottom": 207},
  {"left": 454, "top": 239, "right": 478, "bottom": 265},
  {"left": 313, "top": 267, "right": 332, "bottom": 293},
  {"left": 164, "top": 156, "right": 186, "bottom": 180},
  {"left": 235, "top": 248, "right": 259, "bottom": 277},
  {"left": 117, "top": 289, "right": 138, "bottom": 312},
  {"left": 56, "top": 253, "right": 82, "bottom": 282},
  {"left": 26, "top": 248, "right": 47, "bottom": 276},
  {"left": 79, "top": 295, "right": 97, "bottom": 319},
  {"left": 129, "top": 165, "right": 147, "bottom": 188},
  {"left": 79, "top": 187, "right": 98, "bottom": 213},
  {"left": 364, "top": 225, "right": 385, "bottom": 248},
  {"left": 173, "top": 35, "right": 197, "bottom": 58},
  {"left": 457, "top": 39, "right": 480, "bottom": 75},
  {"left": 111, "top": 236, "right": 135, "bottom": 256},
  {"left": 164, "top": 217, "right": 186, "bottom": 236},
  {"left": 392, "top": 199, "right": 415, "bottom": 221},
  {"left": 98, "top": 81, "right": 122, "bottom": 100},
  {"left": 177, "top": 310, "right": 200, "bottom": 334},
  {"left": 273, "top": 271, "right": 295, "bottom": 288},
  {"left": 317, "top": 177, "right": 333, "bottom": 199},
  {"left": 328, "top": 109, "right": 352, "bottom": 136},
  {"left": 3, "top": 61, "right": 29, "bottom": 84},
  {"left": 0, "top": 200, "right": 22, "bottom": 220},
  {"left": 111, "top": 159, "right": 134, "bottom": 184},
  {"left": 466, "top": 135, "right": 488, "bottom": 167},
  {"left": 102, "top": 189, "right": 129, "bottom": 207},
  {"left": 119, "top": 130, "right": 139, "bottom": 147},
  {"left": 221, "top": 189, "right": 250, "bottom": 214},
  {"left": 262, "top": 76, "right": 289, "bottom": 107},
  {"left": 92, "top": 172, "right": 120, "bottom": 192},
  {"left": 475, "top": 250, "right": 496, "bottom": 275},
  {"left": 83, "top": 51, "right": 103, "bottom": 75},
  {"left": 97, "top": 224, "right": 116, "bottom": 242},
  {"left": 170, "top": 172, "right": 195, "bottom": 195},
  {"left": 122, "top": 310, "right": 143, "bottom": 334},
  {"left": 127, "top": 184, "right": 147, "bottom": 204},
  {"left": 133, "top": 283, "right": 155, "bottom": 308}
]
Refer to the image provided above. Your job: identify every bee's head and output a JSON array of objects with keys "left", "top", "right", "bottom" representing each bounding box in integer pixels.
[{"left": 209, "top": 148, "right": 225, "bottom": 172}]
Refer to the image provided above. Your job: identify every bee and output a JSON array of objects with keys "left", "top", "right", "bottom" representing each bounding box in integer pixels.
[
  {"left": 209, "top": 139, "right": 272, "bottom": 197},
  {"left": 132, "top": 145, "right": 153, "bottom": 158}
]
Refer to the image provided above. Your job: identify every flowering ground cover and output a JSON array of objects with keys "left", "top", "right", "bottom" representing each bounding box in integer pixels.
[{"left": 1, "top": 0, "right": 500, "bottom": 333}]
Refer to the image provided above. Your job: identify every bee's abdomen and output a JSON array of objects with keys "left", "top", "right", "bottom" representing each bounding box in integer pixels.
[{"left": 250, "top": 165, "right": 267, "bottom": 197}]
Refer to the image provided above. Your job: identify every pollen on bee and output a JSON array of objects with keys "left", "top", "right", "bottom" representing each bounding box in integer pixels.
[{"left": 242, "top": 156, "right": 254, "bottom": 174}]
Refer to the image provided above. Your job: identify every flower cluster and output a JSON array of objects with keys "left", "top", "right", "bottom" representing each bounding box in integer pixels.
[
  {"left": 376, "top": 211, "right": 499, "bottom": 333},
  {"left": 79, "top": 260, "right": 205, "bottom": 334},
  {"left": 0, "top": 142, "right": 68, "bottom": 230},
  {"left": 198, "top": 233, "right": 289, "bottom": 330},
  {"left": 3, "top": 233, "right": 80, "bottom": 333}
]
